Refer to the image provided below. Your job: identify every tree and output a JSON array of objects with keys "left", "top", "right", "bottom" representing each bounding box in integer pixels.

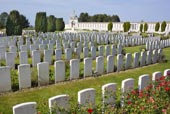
[
  {"left": 6, "top": 10, "right": 22, "bottom": 35},
  {"left": 144, "top": 23, "right": 148, "bottom": 32},
  {"left": 107, "top": 22, "right": 113, "bottom": 31},
  {"left": 140, "top": 24, "right": 143, "bottom": 32},
  {"left": 0, "top": 12, "right": 8, "bottom": 29},
  {"left": 47, "top": 15, "right": 56, "bottom": 32},
  {"left": 78, "top": 13, "right": 89, "bottom": 22},
  {"left": 56, "top": 18, "right": 65, "bottom": 31},
  {"left": 155, "top": 22, "right": 160, "bottom": 32},
  {"left": 35, "top": 12, "right": 47, "bottom": 32},
  {"left": 20, "top": 14, "right": 29, "bottom": 29},
  {"left": 123, "top": 22, "right": 131, "bottom": 32},
  {"left": 161, "top": 21, "right": 167, "bottom": 32}
]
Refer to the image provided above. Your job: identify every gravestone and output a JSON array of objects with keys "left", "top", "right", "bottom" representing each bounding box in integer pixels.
[
  {"left": 44, "top": 50, "right": 53, "bottom": 64},
  {"left": 117, "top": 44, "right": 122, "bottom": 54},
  {"left": 105, "top": 45, "right": 111, "bottom": 57},
  {"left": 146, "top": 51, "right": 152, "bottom": 65},
  {"left": 138, "top": 74, "right": 150, "bottom": 91},
  {"left": 84, "top": 58, "right": 92, "bottom": 77},
  {"left": 140, "top": 51, "right": 146, "bottom": 66},
  {"left": 125, "top": 53, "right": 132, "bottom": 69},
  {"left": 19, "top": 51, "right": 28, "bottom": 64},
  {"left": 70, "top": 59, "right": 79, "bottom": 80},
  {"left": 13, "top": 102, "right": 37, "bottom": 114},
  {"left": 0, "top": 66, "right": 11, "bottom": 92},
  {"left": 0, "top": 46, "right": 6, "bottom": 60},
  {"left": 91, "top": 46, "right": 96, "bottom": 60},
  {"left": 18, "top": 64, "right": 31, "bottom": 89},
  {"left": 32, "top": 50, "right": 40, "bottom": 67},
  {"left": 107, "top": 55, "right": 114, "bottom": 73},
  {"left": 152, "top": 71, "right": 162, "bottom": 81},
  {"left": 49, "top": 95, "right": 70, "bottom": 114},
  {"left": 164, "top": 69, "right": 170, "bottom": 77},
  {"left": 83, "top": 47, "right": 89, "bottom": 58},
  {"left": 96, "top": 56, "right": 104, "bottom": 75},
  {"left": 55, "top": 49, "right": 62, "bottom": 60},
  {"left": 102, "top": 83, "right": 117, "bottom": 106},
  {"left": 133, "top": 52, "right": 140, "bottom": 68},
  {"left": 117, "top": 54, "right": 123, "bottom": 72},
  {"left": 98, "top": 46, "right": 104, "bottom": 56},
  {"left": 37, "top": 62, "right": 49, "bottom": 86},
  {"left": 54, "top": 60, "right": 65, "bottom": 82},
  {"left": 111, "top": 45, "right": 116, "bottom": 56},
  {"left": 20, "top": 45, "right": 27, "bottom": 52},
  {"left": 78, "top": 88, "right": 95, "bottom": 108},
  {"left": 121, "top": 78, "right": 134, "bottom": 93},
  {"left": 5, "top": 52, "right": 16, "bottom": 68},
  {"left": 65, "top": 48, "right": 72, "bottom": 60}
]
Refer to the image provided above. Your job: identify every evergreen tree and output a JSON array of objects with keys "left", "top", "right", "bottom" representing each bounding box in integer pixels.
[
  {"left": 35, "top": 12, "right": 47, "bottom": 32},
  {"left": 161, "top": 21, "right": 167, "bottom": 32},
  {"left": 144, "top": 23, "right": 148, "bottom": 32},
  {"left": 155, "top": 22, "right": 160, "bottom": 32},
  {"left": 107, "top": 22, "right": 113, "bottom": 31},
  {"left": 47, "top": 15, "right": 56, "bottom": 32},
  {"left": 140, "top": 24, "right": 143, "bottom": 32},
  {"left": 56, "top": 18, "right": 65, "bottom": 31}
]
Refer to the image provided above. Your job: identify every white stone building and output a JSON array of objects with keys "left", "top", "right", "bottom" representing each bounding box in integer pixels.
[{"left": 65, "top": 12, "right": 170, "bottom": 33}]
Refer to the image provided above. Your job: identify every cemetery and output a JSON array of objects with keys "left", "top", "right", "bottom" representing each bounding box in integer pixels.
[{"left": 0, "top": 1, "right": 170, "bottom": 113}]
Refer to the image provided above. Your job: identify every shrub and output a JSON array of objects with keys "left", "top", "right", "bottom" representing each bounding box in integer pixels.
[
  {"left": 144, "top": 23, "right": 148, "bottom": 32},
  {"left": 35, "top": 12, "right": 47, "bottom": 33},
  {"left": 155, "top": 22, "right": 160, "bottom": 32},
  {"left": 140, "top": 24, "right": 143, "bottom": 32},
  {"left": 107, "top": 22, "right": 113, "bottom": 31},
  {"left": 56, "top": 18, "right": 65, "bottom": 31},
  {"left": 123, "top": 22, "right": 131, "bottom": 32},
  {"left": 47, "top": 15, "right": 56, "bottom": 32},
  {"left": 161, "top": 21, "right": 167, "bottom": 32}
]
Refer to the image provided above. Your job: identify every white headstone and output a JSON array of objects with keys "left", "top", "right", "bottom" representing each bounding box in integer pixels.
[
  {"left": 125, "top": 53, "right": 132, "bottom": 69},
  {"left": 44, "top": 50, "right": 53, "bottom": 64},
  {"left": 0, "top": 66, "right": 11, "bottom": 92},
  {"left": 140, "top": 51, "right": 146, "bottom": 66},
  {"left": 13, "top": 102, "right": 37, "bottom": 114},
  {"left": 18, "top": 64, "right": 31, "bottom": 89},
  {"left": 102, "top": 83, "right": 117, "bottom": 106},
  {"left": 65, "top": 48, "right": 72, "bottom": 60},
  {"left": 19, "top": 51, "right": 28, "bottom": 64},
  {"left": 84, "top": 58, "right": 92, "bottom": 77},
  {"left": 32, "top": 50, "right": 40, "bottom": 67},
  {"left": 91, "top": 46, "right": 96, "bottom": 60},
  {"left": 96, "top": 56, "right": 104, "bottom": 75},
  {"left": 138, "top": 74, "right": 150, "bottom": 91},
  {"left": 5, "top": 52, "right": 16, "bottom": 68},
  {"left": 55, "top": 49, "right": 62, "bottom": 60},
  {"left": 152, "top": 71, "right": 162, "bottom": 81},
  {"left": 133, "top": 52, "right": 140, "bottom": 68},
  {"left": 83, "top": 47, "right": 89, "bottom": 58},
  {"left": 54, "top": 60, "right": 65, "bottom": 82},
  {"left": 117, "top": 54, "right": 123, "bottom": 72},
  {"left": 105, "top": 45, "right": 111, "bottom": 57},
  {"left": 107, "top": 55, "right": 114, "bottom": 73},
  {"left": 78, "top": 88, "right": 95, "bottom": 107},
  {"left": 70, "top": 59, "right": 79, "bottom": 80},
  {"left": 164, "top": 69, "right": 170, "bottom": 77},
  {"left": 49, "top": 94, "right": 70, "bottom": 114},
  {"left": 37, "top": 62, "right": 49, "bottom": 86}
]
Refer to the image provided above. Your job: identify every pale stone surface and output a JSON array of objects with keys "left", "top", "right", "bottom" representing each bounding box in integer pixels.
[
  {"left": 83, "top": 47, "right": 89, "bottom": 58},
  {"left": 125, "top": 53, "right": 132, "bottom": 69},
  {"left": 19, "top": 51, "right": 28, "bottom": 64},
  {"left": 107, "top": 55, "right": 114, "bottom": 73},
  {"left": 0, "top": 46, "right": 6, "bottom": 60},
  {"left": 117, "top": 54, "right": 123, "bottom": 72},
  {"left": 146, "top": 51, "right": 152, "bottom": 65},
  {"left": 138, "top": 74, "right": 150, "bottom": 91},
  {"left": 105, "top": 45, "right": 111, "bottom": 57},
  {"left": 78, "top": 88, "right": 95, "bottom": 107},
  {"left": 54, "top": 60, "right": 65, "bottom": 82},
  {"left": 152, "top": 49, "right": 158, "bottom": 63},
  {"left": 44, "top": 50, "right": 53, "bottom": 64},
  {"left": 102, "top": 83, "right": 117, "bottom": 106},
  {"left": 49, "top": 95, "right": 70, "bottom": 114},
  {"left": 117, "top": 44, "right": 122, "bottom": 54},
  {"left": 13, "top": 102, "right": 37, "bottom": 114},
  {"left": 37, "top": 62, "right": 49, "bottom": 86},
  {"left": 140, "top": 51, "right": 146, "bottom": 66},
  {"left": 98, "top": 46, "right": 104, "bottom": 56},
  {"left": 5, "top": 52, "right": 16, "bottom": 68},
  {"left": 18, "top": 64, "right": 31, "bottom": 89},
  {"left": 96, "top": 56, "right": 104, "bottom": 75},
  {"left": 164, "top": 69, "right": 170, "bottom": 77},
  {"left": 65, "top": 48, "right": 72, "bottom": 60},
  {"left": 133, "top": 52, "right": 140, "bottom": 68},
  {"left": 84, "top": 58, "right": 92, "bottom": 77},
  {"left": 152, "top": 71, "right": 162, "bottom": 81},
  {"left": 111, "top": 45, "right": 116, "bottom": 56},
  {"left": 70, "top": 59, "right": 79, "bottom": 80},
  {"left": 91, "top": 46, "right": 96, "bottom": 59},
  {"left": 55, "top": 49, "right": 62, "bottom": 60},
  {"left": 121, "top": 78, "right": 134, "bottom": 93},
  {"left": 0, "top": 66, "right": 11, "bottom": 92},
  {"left": 20, "top": 45, "right": 27, "bottom": 52},
  {"left": 32, "top": 50, "right": 40, "bottom": 67}
]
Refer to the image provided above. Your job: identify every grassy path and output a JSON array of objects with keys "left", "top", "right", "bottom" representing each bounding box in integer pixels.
[{"left": 0, "top": 47, "right": 169, "bottom": 113}]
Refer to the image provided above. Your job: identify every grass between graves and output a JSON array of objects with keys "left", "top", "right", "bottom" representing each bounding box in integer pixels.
[{"left": 0, "top": 47, "right": 170, "bottom": 113}]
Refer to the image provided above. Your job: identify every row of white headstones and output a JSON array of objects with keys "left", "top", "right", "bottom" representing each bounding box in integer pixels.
[
  {"left": 12, "top": 69, "right": 170, "bottom": 114},
  {"left": 0, "top": 48, "right": 162, "bottom": 92}
]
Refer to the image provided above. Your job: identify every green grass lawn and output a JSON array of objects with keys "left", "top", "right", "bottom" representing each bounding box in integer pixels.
[{"left": 0, "top": 46, "right": 169, "bottom": 113}]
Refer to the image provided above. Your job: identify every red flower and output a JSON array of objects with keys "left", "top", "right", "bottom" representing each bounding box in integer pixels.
[
  {"left": 127, "top": 101, "right": 132, "bottom": 105},
  {"left": 87, "top": 109, "right": 93, "bottom": 114},
  {"left": 131, "top": 90, "right": 137, "bottom": 95},
  {"left": 165, "top": 87, "right": 169, "bottom": 91},
  {"left": 160, "top": 76, "right": 165, "bottom": 80},
  {"left": 162, "top": 109, "right": 167, "bottom": 114}
]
